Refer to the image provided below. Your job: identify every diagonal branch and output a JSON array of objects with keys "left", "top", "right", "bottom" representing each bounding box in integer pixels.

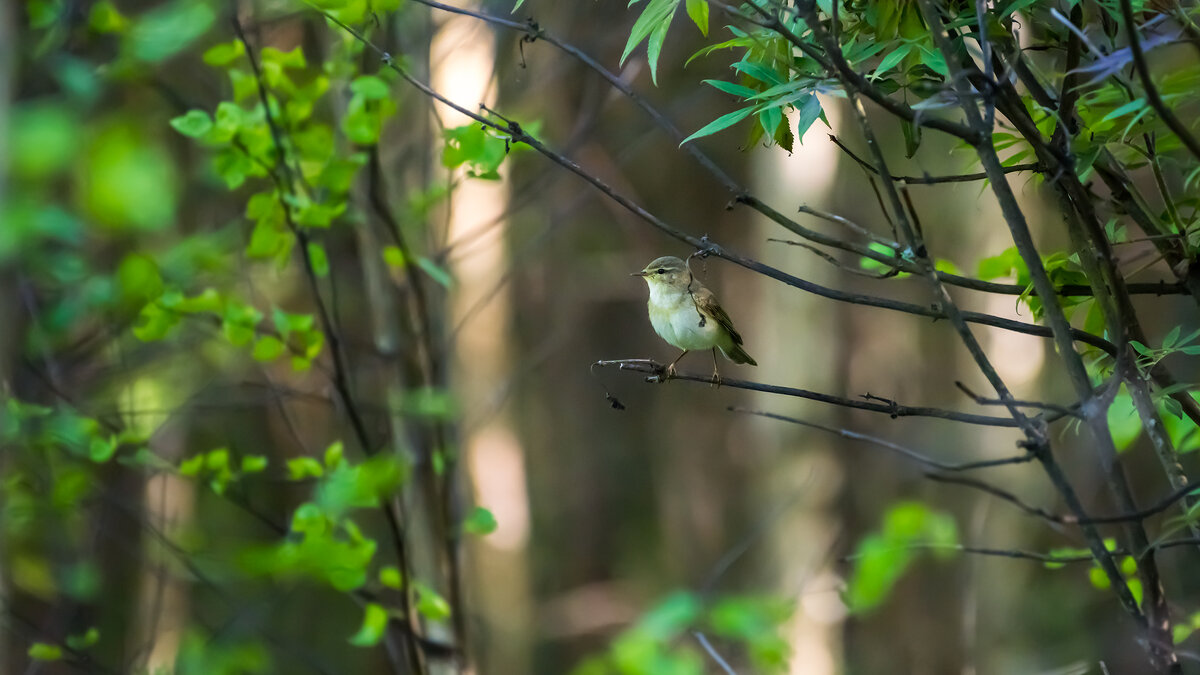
[
  {"left": 730, "top": 407, "right": 1035, "bottom": 470},
  {"left": 1120, "top": 0, "right": 1200, "bottom": 163},
  {"left": 593, "top": 359, "right": 1022, "bottom": 427}
]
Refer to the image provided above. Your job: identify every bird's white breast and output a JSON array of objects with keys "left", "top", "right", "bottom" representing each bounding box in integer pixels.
[{"left": 647, "top": 284, "right": 720, "bottom": 351}]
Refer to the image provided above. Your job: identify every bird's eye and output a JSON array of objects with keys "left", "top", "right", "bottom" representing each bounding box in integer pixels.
[{"left": 656, "top": 268, "right": 666, "bottom": 274}]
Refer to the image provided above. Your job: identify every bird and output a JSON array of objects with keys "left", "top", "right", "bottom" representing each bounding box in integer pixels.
[{"left": 632, "top": 255, "right": 756, "bottom": 384}]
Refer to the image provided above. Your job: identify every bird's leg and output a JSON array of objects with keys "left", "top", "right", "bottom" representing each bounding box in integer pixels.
[
  {"left": 710, "top": 348, "right": 722, "bottom": 388},
  {"left": 663, "top": 349, "right": 689, "bottom": 381}
]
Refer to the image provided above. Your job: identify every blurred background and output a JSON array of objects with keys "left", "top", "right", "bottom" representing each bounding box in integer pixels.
[{"left": 3, "top": 0, "right": 1198, "bottom": 674}]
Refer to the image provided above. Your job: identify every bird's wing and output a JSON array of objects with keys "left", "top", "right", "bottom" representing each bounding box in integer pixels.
[{"left": 691, "top": 285, "right": 743, "bottom": 345}]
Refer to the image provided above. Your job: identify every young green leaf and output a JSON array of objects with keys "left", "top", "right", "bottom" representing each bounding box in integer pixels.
[
  {"left": 169, "top": 110, "right": 213, "bottom": 138},
  {"left": 873, "top": 43, "right": 915, "bottom": 79},
  {"left": 685, "top": 0, "right": 708, "bottom": 36},
  {"left": 252, "top": 336, "right": 286, "bottom": 362},
  {"left": 462, "top": 506, "right": 498, "bottom": 535},
  {"left": 703, "top": 79, "right": 758, "bottom": 99},
  {"left": 28, "top": 643, "right": 63, "bottom": 661},
  {"left": 348, "top": 603, "right": 388, "bottom": 647},
  {"left": 620, "top": 0, "right": 680, "bottom": 77},
  {"left": 680, "top": 106, "right": 755, "bottom": 145}
]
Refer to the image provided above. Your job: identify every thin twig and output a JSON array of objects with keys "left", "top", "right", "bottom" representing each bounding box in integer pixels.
[
  {"left": 827, "top": 134, "right": 1040, "bottom": 185},
  {"left": 592, "top": 359, "right": 1021, "bottom": 426},
  {"left": 1120, "top": 0, "right": 1200, "bottom": 163},
  {"left": 730, "top": 407, "right": 1035, "bottom": 470},
  {"left": 694, "top": 632, "right": 738, "bottom": 675}
]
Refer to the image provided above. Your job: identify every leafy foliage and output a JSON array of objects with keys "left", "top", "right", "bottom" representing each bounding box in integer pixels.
[
  {"left": 843, "top": 501, "right": 958, "bottom": 613},
  {"left": 571, "top": 591, "right": 792, "bottom": 674}
]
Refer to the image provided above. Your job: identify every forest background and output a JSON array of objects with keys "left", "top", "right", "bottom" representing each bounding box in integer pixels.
[{"left": 5, "top": 0, "right": 1200, "bottom": 673}]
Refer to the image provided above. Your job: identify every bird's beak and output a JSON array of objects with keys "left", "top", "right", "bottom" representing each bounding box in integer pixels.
[{"left": 630, "top": 271, "right": 649, "bottom": 277}]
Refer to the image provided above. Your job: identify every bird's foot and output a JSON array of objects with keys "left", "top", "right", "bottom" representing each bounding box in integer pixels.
[
  {"left": 709, "top": 371, "right": 722, "bottom": 388},
  {"left": 664, "top": 363, "right": 678, "bottom": 382}
]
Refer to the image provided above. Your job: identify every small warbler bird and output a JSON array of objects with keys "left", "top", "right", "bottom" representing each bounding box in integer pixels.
[{"left": 632, "top": 255, "right": 756, "bottom": 383}]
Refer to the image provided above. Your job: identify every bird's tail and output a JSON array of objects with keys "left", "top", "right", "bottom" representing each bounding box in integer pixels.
[{"left": 721, "top": 344, "right": 757, "bottom": 366}]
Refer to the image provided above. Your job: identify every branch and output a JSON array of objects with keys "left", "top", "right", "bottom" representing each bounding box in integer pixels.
[
  {"left": 730, "top": 407, "right": 1035, "bottom": 470},
  {"left": 232, "top": 15, "right": 423, "bottom": 675},
  {"left": 777, "top": 2, "right": 979, "bottom": 142},
  {"left": 592, "top": 359, "right": 1021, "bottom": 427},
  {"left": 826, "top": 133, "right": 1041, "bottom": 185},
  {"left": 1120, "top": 0, "right": 1200, "bottom": 163},
  {"left": 926, "top": 473, "right": 1070, "bottom": 524},
  {"left": 914, "top": 0, "right": 1157, "bottom": 640},
  {"left": 929, "top": 472, "right": 1200, "bottom": 526},
  {"left": 954, "top": 381, "right": 1081, "bottom": 419},
  {"left": 322, "top": 13, "right": 1122, "bottom": 359}
]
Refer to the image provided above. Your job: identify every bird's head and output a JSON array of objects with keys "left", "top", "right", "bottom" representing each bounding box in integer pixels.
[{"left": 632, "top": 256, "right": 690, "bottom": 291}]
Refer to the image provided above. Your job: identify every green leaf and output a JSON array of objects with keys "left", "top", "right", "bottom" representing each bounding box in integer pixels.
[
  {"left": 999, "top": 0, "right": 1042, "bottom": 16},
  {"left": 348, "top": 603, "right": 388, "bottom": 647},
  {"left": 1100, "top": 97, "right": 1147, "bottom": 124},
  {"left": 324, "top": 441, "right": 345, "bottom": 469},
  {"left": 350, "top": 75, "right": 391, "bottom": 100},
  {"left": 758, "top": 106, "right": 782, "bottom": 141},
  {"left": 860, "top": 242, "right": 902, "bottom": 274},
  {"left": 934, "top": 258, "right": 961, "bottom": 275},
  {"left": 252, "top": 336, "right": 286, "bottom": 361},
  {"left": 180, "top": 455, "right": 205, "bottom": 476},
  {"left": 794, "top": 95, "right": 823, "bottom": 143},
  {"left": 261, "top": 46, "right": 306, "bottom": 70},
  {"left": 731, "top": 60, "right": 785, "bottom": 86},
  {"left": 462, "top": 506, "right": 498, "bottom": 535},
  {"left": 380, "top": 566, "right": 404, "bottom": 589},
  {"left": 383, "top": 246, "right": 407, "bottom": 268},
  {"left": 977, "top": 247, "right": 1024, "bottom": 280},
  {"left": 288, "top": 457, "right": 325, "bottom": 480},
  {"left": 416, "top": 257, "right": 453, "bottom": 287},
  {"left": 873, "top": 43, "right": 915, "bottom": 79},
  {"left": 10, "top": 103, "right": 80, "bottom": 180},
  {"left": 65, "top": 628, "right": 100, "bottom": 650},
  {"left": 703, "top": 79, "right": 758, "bottom": 99},
  {"left": 307, "top": 243, "right": 330, "bottom": 278},
  {"left": 844, "top": 502, "right": 957, "bottom": 613},
  {"left": 133, "top": 302, "right": 180, "bottom": 342},
  {"left": 638, "top": 591, "right": 700, "bottom": 639},
  {"left": 316, "top": 454, "right": 409, "bottom": 517},
  {"left": 89, "top": 436, "right": 118, "bottom": 463},
  {"left": 89, "top": 0, "right": 128, "bottom": 32},
  {"left": 645, "top": 17, "right": 671, "bottom": 86},
  {"left": 918, "top": 46, "right": 948, "bottom": 77},
  {"left": 1164, "top": 325, "right": 1182, "bottom": 349},
  {"left": 203, "top": 40, "right": 244, "bottom": 66},
  {"left": 620, "top": 0, "right": 680, "bottom": 69},
  {"left": 1107, "top": 385, "right": 1143, "bottom": 452},
  {"left": 128, "top": 0, "right": 216, "bottom": 63},
  {"left": 28, "top": 643, "right": 62, "bottom": 661},
  {"left": 681, "top": 106, "right": 755, "bottom": 145},
  {"left": 116, "top": 254, "right": 164, "bottom": 307},
  {"left": 80, "top": 123, "right": 178, "bottom": 231},
  {"left": 684, "top": 0, "right": 708, "bottom": 36},
  {"left": 170, "top": 110, "right": 213, "bottom": 138},
  {"left": 415, "top": 582, "right": 452, "bottom": 621},
  {"left": 241, "top": 455, "right": 269, "bottom": 473}
]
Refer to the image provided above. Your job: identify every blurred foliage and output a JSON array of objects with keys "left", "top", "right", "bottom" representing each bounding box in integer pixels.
[
  {"left": 843, "top": 501, "right": 958, "bottom": 613},
  {"left": 8, "top": 0, "right": 1200, "bottom": 671},
  {"left": 570, "top": 591, "right": 792, "bottom": 675},
  {"left": 617, "top": 0, "right": 1200, "bottom": 669}
]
